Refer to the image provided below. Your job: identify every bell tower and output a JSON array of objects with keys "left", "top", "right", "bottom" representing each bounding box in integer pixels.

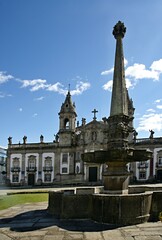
[{"left": 58, "top": 90, "right": 77, "bottom": 145}]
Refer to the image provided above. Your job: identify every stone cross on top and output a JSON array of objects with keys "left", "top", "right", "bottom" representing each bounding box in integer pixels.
[{"left": 92, "top": 109, "right": 98, "bottom": 120}]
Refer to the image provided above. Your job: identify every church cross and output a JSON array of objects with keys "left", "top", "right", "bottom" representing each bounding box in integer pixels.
[{"left": 92, "top": 109, "right": 98, "bottom": 120}]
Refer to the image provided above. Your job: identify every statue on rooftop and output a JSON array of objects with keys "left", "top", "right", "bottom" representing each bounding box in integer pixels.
[
  {"left": 149, "top": 129, "right": 154, "bottom": 139},
  {"left": 8, "top": 136, "right": 12, "bottom": 145},
  {"left": 23, "top": 136, "right": 27, "bottom": 144}
]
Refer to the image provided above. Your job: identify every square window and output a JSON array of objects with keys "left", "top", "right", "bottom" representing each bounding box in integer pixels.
[
  {"left": 12, "top": 174, "right": 19, "bottom": 182},
  {"left": 139, "top": 172, "right": 146, "bottom": 179},
  {"left": 44, "top": 174, "right": 51, "bottom": 182},
  {"left": 62, "top": 167, "right": 68, "bottom": 174}
]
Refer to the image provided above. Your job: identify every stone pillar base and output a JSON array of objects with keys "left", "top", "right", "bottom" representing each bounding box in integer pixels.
[{"left": 103, "top": 174, "right": 129, "bottom": 194}]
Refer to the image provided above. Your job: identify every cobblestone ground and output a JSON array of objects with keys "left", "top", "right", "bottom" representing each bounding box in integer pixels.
[{"left": 0, "top": 202, "right": 162, "bottom": 240}]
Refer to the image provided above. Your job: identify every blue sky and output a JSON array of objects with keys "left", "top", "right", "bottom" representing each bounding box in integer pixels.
[{"left": 1, "top": 0, "right": 162, "bottom": 147}]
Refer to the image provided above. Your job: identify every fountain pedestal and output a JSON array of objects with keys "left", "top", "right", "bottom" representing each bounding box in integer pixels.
[{"left": 103, "top": 173, "right": 129, "bottom": 194}]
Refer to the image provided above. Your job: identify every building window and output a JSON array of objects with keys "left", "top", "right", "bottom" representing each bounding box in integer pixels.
[
  {"left": 45, "top": 157, "right": 52, "bottom": 166},
  {"left": 28, "top": 155, "right": 36, "bottom": 170},
  {"left": 13, "top": 157, "right": 20, "bottom": 167},
  {"left": 12, "top": 174, "right": 19, "bottom": 183},
  {"left": 44, "top": 174, "right": 51, "bottom": 182},
  {"left": 139, "top": 171, "right": 146, "bottom": 180},
  {"left": 62, "top": 167, "right": 68, "bottom": 174},
  {"left": 76, "top": 152, "right": 81, "bottom": 161},
  {"left": 11, "top": 157, "right": 20, "bottom": 172},
  {"left": 62, "top": 153, "right": 68, "bottom": 163},
  {"left": 158, "top": 156, "right": 162, "bottom": 165},
  {"left": 61, "top": 153, "right": 69, "bottom": 174}
]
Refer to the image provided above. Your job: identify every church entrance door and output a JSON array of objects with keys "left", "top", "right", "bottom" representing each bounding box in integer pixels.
[
  {"left": 89, "top": 167, "right": 97, "bottom": 182},
  {"left": 28, "top": 173, "right": 35, "bottom": 186}
]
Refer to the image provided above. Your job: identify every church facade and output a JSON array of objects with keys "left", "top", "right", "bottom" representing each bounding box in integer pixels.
[
  {"left": 7, "top": 91, "right": 109, "bottom": 186},
  {"left": 6, "top": 90, "right": 162, "bottom": 186}
]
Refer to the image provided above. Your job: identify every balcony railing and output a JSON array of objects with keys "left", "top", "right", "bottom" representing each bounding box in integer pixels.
[
  {"left": 43, "top": 166, "right": 53, "bottom": 172},
  {"left": 26, "top": 167, "right": 37, "bottom": 172},
  {"left": 11, "top": 167, "right": 20, "bottom": 172},
  {"left": 137, "top": 163, "right": 149, "bottom": 169}
]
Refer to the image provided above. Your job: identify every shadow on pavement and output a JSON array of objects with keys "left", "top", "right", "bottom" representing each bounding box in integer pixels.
[{"left": 0, "top": 209, "right": 121, "bottom": 232}]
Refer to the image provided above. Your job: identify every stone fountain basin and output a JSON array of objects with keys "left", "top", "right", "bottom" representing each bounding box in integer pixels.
[
  {"left": 48, "top": 189, "right": 153, "bottom": 225},
  {"left": 81, "top": 148, "right": 152, "bottom": 164}
]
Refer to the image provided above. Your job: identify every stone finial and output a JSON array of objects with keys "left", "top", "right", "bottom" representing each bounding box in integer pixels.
[{"left": 113, "top": 21, "right": 126, "bottom": 39}]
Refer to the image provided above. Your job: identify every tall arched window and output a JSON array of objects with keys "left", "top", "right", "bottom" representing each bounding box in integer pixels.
[
  {"left": 44, "top": 157, "right": 52, "bottom": 171},
  {"left": 13, "top": 157, "right": 20, "bottom": 168}
]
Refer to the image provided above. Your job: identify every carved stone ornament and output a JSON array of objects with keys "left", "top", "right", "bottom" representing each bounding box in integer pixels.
[{"left": 113, "top": 21, "right": 126, "bottom": 39}]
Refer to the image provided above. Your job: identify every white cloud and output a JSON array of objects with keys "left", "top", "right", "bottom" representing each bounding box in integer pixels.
[
  {"left": 34, "top": 96, "right": 45, "bottom": 101},
  {"left": 125, "top": 78, "right": 133, "bottom": 89},
  {"left": 125, "top": 63, "right": 159, "bottom": 81},
  {"left": 146, "top": 108, "right": 156, "bottom": 113},
  {"left": 0, "top": 92, "right": 12, "bottom": 98},
  {"left": 47, "top": 82, "right": 66, "bottom": 95},
  {"left": 47, "top": 81, "right": 91, "bottom": 96},
  {"left": 21, "top": 79, "right": 49, "bottom": 91},
  {"left": 150, "top": 59, "right": 162, "bottom": 72},
  {"left": 70, "top": 81, "right": 91, "bottom": 96},
  {"left": 101, "top": 68, "right": 114, "bottom": 76},
  {"left": 101, "top": 58, "right": 162, "bottom": 91},
  {"left": 156, "top": 105, "right": 162, "bottom": 109},
  {"left": 102, "top": 80, "right": 113, "bottom": 92},
  {"left": 0, "top": 68, "right": 90, "bottom": 97},
  {"left": 0, "top": 71, "right": 13, "bottom": 84},
  {"left": 32, "top": 113, "right": 38, "bottom": 117},
  {"left": 155, "top": 99, "right": 162, "bottom": 103},
  {"left": 137, "top": 113, "right": 162, "bottom": 132},
  {"left": 124, "top": 58, "right": 128, "bottom": 67}
]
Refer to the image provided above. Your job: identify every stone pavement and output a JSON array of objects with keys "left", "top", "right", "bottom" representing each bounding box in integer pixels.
[{"left": 0, "top": 202, "right": 162, "bottom": 240}]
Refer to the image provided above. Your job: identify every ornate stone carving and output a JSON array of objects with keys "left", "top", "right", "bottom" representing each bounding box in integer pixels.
[{"left": 112, "top": 20, "right": 126, "bottom": 39}]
